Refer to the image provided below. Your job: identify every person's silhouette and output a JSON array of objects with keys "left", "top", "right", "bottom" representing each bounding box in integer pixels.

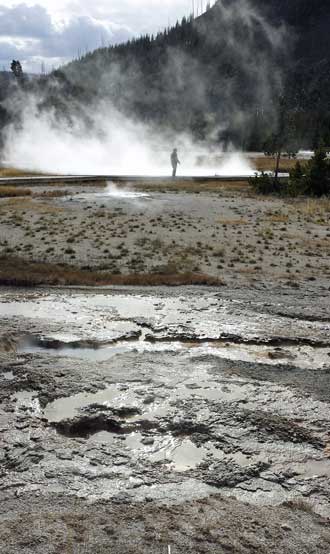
[{"left": 171, "top": 148, "right": 180, "bottom": 177}]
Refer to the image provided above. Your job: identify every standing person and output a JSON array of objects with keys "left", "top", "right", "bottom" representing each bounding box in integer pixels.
[{"left": 171, "top": 148, "right": 180, "bottom": 177}]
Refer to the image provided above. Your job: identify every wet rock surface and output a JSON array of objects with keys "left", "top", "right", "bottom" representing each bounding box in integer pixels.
[{"left": 0, "top": 285, "right": 330, "bottom": 552}]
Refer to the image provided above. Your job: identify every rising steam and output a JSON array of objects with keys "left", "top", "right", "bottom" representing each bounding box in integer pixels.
[
  {"left": 2, "top": 0, "right": 288, "bottom": 177},
  {"left": 4, "top": 98, "right": 254, "bottom": 176}
]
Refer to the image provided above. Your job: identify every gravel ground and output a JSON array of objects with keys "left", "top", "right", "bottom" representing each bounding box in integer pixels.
[{"left": 0, "top": 181, "right": 329, "bottom": 288}]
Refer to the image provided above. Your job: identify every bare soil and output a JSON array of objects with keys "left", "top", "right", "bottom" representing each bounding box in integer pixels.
[
  {"left": 0, "top": 286, "right": 330, "bottom": 552},
  {"left": 0, "top": 175, "right": 329, "bottom": 553},
  {"left": 0, "top": 180, "right": 329, "bottom": 289}
]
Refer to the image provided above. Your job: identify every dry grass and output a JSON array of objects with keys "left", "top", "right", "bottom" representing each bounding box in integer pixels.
[
  {"left": 0, "top": 256, "right": 223, "bottom": 287},
  {"left": 293, "top": 198, "right": 330, "bottom": 217},
  {"left": 33, "top": 189, "right": 70, "bottom": 198},
  {"left": 283, "top": 499, "right": 315, "bottom": 514},
  {"left": 0, "top": 197, "right": 63, "bottom": 214},
  {"left": 304, "top": 238, "right": 330, "bottom": 252},
  {"left": 264, "top": 211, "right": 289, "bottom": 224},
  {"left": 0, "top": 167, "right": 47, "bottom": 178},
  {"left": 44, "top": 180, "right": 107, "bottom": 188},
  {"left": 218, "top": 218, "right": 249, "bottom": 226},
  {"left": 0, "top": 187, "right": 32, "bottom": 198},
  {"left": 132, "top": 179, "right": 250, "bottom": 194},
  {"left": 250, "top": 157, "right": 299, "bottom": 172}
]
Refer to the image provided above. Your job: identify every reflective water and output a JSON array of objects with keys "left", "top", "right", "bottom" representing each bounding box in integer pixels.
[
  {"left": 12, "top": 390, "right": 42, "bottom": 415},
  {"left": 2, "top": 371, "right": 14, "bottom": 380},
  {"left": 44, "top": 385, "right": 140, "bottom": 422},
  {"left": 19, "top": 343, "right": 131, "bottom": 361}
]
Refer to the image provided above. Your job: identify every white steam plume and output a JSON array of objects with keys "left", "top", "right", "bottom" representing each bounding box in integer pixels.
[
  {"left": 4, "top": 98, "right": 254, "bottom": 176},
  {"left": 2, "top": 0, "right": 289, "bottom": 177}
]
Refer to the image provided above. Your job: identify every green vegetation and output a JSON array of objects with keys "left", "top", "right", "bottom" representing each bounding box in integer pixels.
[{"left": 250, "top": 150, "right": 330, "bottom": 197}]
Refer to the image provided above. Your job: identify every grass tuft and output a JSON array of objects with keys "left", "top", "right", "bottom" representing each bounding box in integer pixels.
[
  {"left": 0, "top": 187, "right": 32, "bottom": 198},
  {"left": 0, "top": 167, "right": 46, "bottom": 178},
  {"left": 0, "top": 256, "right": 224, "bottom": 287}
]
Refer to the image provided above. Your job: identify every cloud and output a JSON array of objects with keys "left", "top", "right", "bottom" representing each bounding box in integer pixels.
[
  {"left": 0, "top": 3, "right": 136, "bottom": 72},
  {"left": 0, "top": 0, "right": 215, "bottom": 72},
  {"left": 0, "top": 4, "right": 52, "bottom": 38}
]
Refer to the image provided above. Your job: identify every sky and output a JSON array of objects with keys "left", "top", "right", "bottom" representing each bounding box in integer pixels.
[{"left": 0, "top": 0, "right": 214, "bottom": 73}]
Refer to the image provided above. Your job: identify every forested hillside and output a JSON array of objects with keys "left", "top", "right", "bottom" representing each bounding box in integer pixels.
[{"left": 1, "top": 0, "right": 330, "bottom": 150}]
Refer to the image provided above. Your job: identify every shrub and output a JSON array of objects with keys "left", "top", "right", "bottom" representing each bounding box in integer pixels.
[
  {"left": 288, "top": 150, "right": 330, "bottom": 197},
  {"left": 304, "top": 149, "right": 330, "bottom": 196},
  {"left": 249, "top": 172, "right": 281, "bottom": 195},
  {"left": 286, "top": 161, "right": 307, "bottom": 196},
  {"left": 252, "top": 150, "right": 330, "bottom": 197}
]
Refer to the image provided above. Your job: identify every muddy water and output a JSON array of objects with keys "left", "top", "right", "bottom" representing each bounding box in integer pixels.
[
  {"left": 19, "top": 342, "right": 133, "bottom": 362},
  {"left": 1, "top": 289, "right": 329, "bottom": 366},
  {"left": 44, "top": 385, "right": 140, "bottom": 422},
  {"left": 1, "top": 286, "right": 330, "bottom": 517}
]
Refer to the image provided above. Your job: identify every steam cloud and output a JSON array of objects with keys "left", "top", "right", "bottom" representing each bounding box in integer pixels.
[
  {"left": 3, "top": 0, "right": 288, "bottom": 177},
  {"left": 4, "top": 97, "right": 254, "bottom": 176}
]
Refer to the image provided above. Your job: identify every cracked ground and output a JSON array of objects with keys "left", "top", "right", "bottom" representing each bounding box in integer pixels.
[{"left": 0, "top": 284, "right": 330, "bottom": 553}]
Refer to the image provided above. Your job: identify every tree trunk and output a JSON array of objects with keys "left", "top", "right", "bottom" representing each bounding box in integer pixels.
[{"left": 274, "top": 150, "right": 281, "bottom": 182}]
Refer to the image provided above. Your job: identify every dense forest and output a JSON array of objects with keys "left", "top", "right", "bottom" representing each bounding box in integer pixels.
[{"left": 1, "top": 0, "right": 330, "bottom": 151}]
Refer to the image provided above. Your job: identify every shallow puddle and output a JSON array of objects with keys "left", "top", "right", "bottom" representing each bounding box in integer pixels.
[
  {"left": 171, "top": 440, "right": 207, "bottom": 471},
  {"left": 44, "top": 386, "right": 140, "bottom": 422},
  {"left": 18, "top": 340, "right": 185, "bottom": 361},
  {"left": 2, "top": 371, "right": 14, "bottom": 380},
  {"left": 124, "top": 434, "right": 207, "bottom": 471},
  {"left": 12, "top": 390, "right": 41, "bottom": 415},
  {"left": 292, "top": 460, "right": 330, "bottom": 478},
  {"left": 88, "top": 431, "right": 118, "bottom": 445},
  {"left": 1, "top": 290, "right": 328, "bottom": 371},
  {"left": 19, "top": 342, "right": 131, "bottom": 361},
  {"left": 17, "top": 334, "right": 327, "bottom": 371},
  {"left": 83, "top": 294, "right": 160, "bottom": 319}
]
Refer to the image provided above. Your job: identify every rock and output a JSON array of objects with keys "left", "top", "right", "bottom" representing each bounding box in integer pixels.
[
  {"left": 205, "top": 462, "right": 270, "bottom": 489},
  {"left": 128, "top": 477, "right": 144, "bottom": 488},
  {"left": 141, "top": 437, "right": 155, "bottom": 446},
  {"left": 56, "top": 449, "right": 74, "bottom": 460},
  {"left": 281, "top": 524, "right": 293, "bottom": 532},
  {"left": 143, "top": 395, "right": 156, "bottom": 405},
  {"left": 0, "top": 336, "right": 17, "bottom": 354},
  {"left": 45, "top": 470, "right": 57, "bottom": 479},
  {"left": 51, "top": 404, "right": 140, "bottom": 437}
]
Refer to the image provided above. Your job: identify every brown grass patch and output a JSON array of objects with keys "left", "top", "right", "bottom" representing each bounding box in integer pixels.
[
  {"left": 304, "top": 238, "right": 330, "bottom": 251},
  {"left": 0, "top": 256, "right": 224, "bottom": 287},
  {"left": 250, "top": 157, "right": 298, "bottom": 172},
  {"left": 0, "top": 167, "right": 47, "bottom": 178},
  {"left": 132, "top": 179, "right": 250, "bottom": 194},
  {"left": 264, "top": 211, "right": 289, "bottom": 223},
  {"left": 0, "top": 197, "right": 63, "bottom": 214},
  {"left": 292, "top": 198, "right": 330, "bottom": 217},
  {"left": 236, "top": 267, "right": 259, "bottom": 275},
  {"left": 218, "top": 218, "right": 249, "bottom": 226},
  {"left": 0, "top": 187, "right": 32, "bottom": 198},
  {"left": 33, "top": 189, "right": 70, "bottom": 198},
  {"left": 283, "top": 499, "right": 315, "bottom": 514}
]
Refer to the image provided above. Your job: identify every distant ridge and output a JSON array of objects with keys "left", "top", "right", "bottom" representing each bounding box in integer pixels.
[{"left": 1, "top": 0, "right": 330, "bottom": 150}]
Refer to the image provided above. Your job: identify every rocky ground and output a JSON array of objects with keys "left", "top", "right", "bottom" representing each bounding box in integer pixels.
[
  {"left": 0, "top": 179, "right": 329, "bottom": 288},
  {"left": 0, "top": 285, "right": 330, "bottom": 553}
]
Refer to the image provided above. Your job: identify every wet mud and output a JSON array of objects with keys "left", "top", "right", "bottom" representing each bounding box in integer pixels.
[{"left": 0, "top": 285, "right": 330, "bottom": 552}]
